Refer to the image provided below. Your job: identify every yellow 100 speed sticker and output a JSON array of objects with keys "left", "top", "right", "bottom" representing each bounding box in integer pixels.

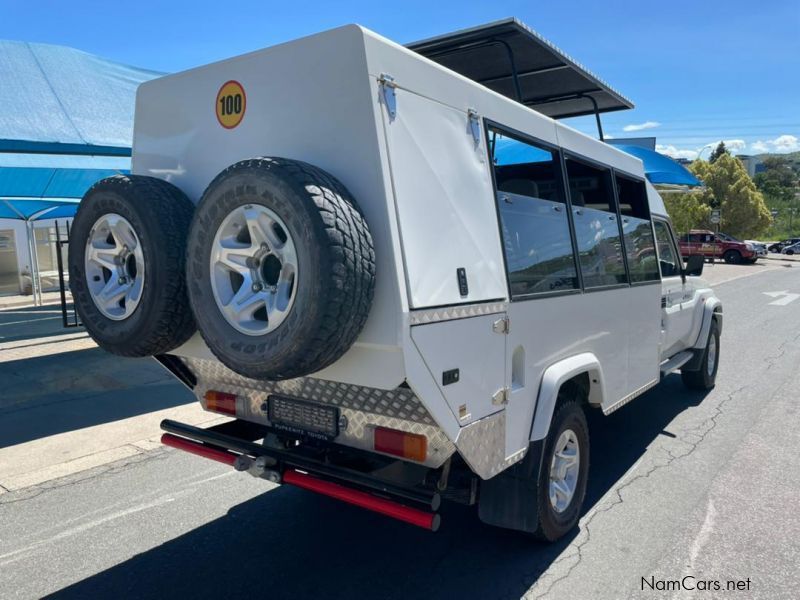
[{"left": 215, "top": 80, "right": 246, "bottom": 129}]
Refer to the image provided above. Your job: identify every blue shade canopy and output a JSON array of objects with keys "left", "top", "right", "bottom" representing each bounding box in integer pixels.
[
  {"left": 0, "top": 197, "right": 79, "bottom": 220},
  {"left": 493, "top": 134, "right": 554, "bottom": 165},
  {"left": 612, "top": 145, "right": 701, "bottom": 187},
  {"left": 0, "top": 166, "right": 127, "bottom": 200},
  {"left": 0, "top": 40, "right": 162, "bottom": 148}
]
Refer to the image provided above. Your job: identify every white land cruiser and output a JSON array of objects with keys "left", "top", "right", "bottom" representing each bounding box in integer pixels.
[{"left": 69, "top": 20, "right": 721, "bottom": 539}]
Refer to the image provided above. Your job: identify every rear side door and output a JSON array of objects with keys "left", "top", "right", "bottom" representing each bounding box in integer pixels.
[
  {"left": 654, "top": 220, "right": 693, "bottom": 357},
  {"left": 380, "top": 83, "right": 508, "bottom": 423}
]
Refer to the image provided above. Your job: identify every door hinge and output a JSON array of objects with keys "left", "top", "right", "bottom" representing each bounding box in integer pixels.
[
  {"left": 378, "top": 73, "right": 397, "bottom": 120},
  {"left": 492, "top": 316, "right": 510, "bottom": 334},
  {"left": 467, "top": 108, "right": 481, "bottom": 146},
  {"left": 492, "top": 387, "right": 510, "bottom": 406}
]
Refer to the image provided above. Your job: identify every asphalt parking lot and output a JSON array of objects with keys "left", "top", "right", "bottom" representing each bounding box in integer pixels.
[{"left": 1, "top": 258, "right": 799, "bottom": 599}]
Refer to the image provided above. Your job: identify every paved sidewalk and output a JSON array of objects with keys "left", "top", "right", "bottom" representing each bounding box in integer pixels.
[{"left": 0, "top": 303, "right": 218, "bottom": 493}]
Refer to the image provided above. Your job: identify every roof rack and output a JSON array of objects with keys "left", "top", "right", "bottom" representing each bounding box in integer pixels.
[{"left": 408, "top": 18, "right": 634, "bottom": 139}]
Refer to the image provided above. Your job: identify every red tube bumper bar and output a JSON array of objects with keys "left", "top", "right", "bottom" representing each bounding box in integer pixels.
[
  {"left": 161, "top": 433, "right": 440, "bottom": 532},
  {"left": 161, "top": 433, "right": 239, "bottom": 466},
  {"left": 283, "top": 469, "right": 440, "bottom": 532}
]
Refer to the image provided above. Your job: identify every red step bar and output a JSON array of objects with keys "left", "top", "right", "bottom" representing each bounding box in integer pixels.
[
  {"left": 161, "top": 433, "right": 440, "bottom": 532},
  {"left": 161, "top": 433, "right": 239, "bottom": 466}
]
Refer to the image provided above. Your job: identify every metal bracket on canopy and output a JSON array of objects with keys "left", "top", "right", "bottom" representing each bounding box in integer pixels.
[
  {"left": 424, "top": 38, "right": 523, "bottom": 103},
  {"left": 533, "top": 92, "right": 605, "bottom": 141}
]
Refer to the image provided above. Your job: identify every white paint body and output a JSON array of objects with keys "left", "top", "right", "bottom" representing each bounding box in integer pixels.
[{"left": 132, "top": 25, "right": 721, "bottom": 477}]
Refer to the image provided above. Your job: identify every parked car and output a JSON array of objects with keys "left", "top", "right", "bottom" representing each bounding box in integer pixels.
[
  {"left": 67, "top": 22, "right": 723, "bottom": 541},
  {"left": 781, "top": 242, "right": 800, "bottom": 255},
  {"left": 768, "top": 238, "right": 800, "bottom": 253},
  {"left": 717, "top": 232, "right": 767, "bottom": 258},
  {"left": 679, "top": 229, "right": 757, "bottom": 264}
]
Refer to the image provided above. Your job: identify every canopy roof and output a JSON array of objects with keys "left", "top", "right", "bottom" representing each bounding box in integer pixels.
[
  {"left": 0, "top": 40, "right": 161, "bottom": 152},
  {"left": 408, "top": 18, "right": 633, "bottom": 119},
  {"left": 612, "top": 144, "right": 701, "bottom": 187},
  {"left": 0, "top": 197, "right": 79, "bottom": 221}
]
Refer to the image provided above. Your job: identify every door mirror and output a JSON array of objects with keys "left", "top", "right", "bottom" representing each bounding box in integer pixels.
[{"left": 685, "top": 254, "right": 704, "bottom": 277}]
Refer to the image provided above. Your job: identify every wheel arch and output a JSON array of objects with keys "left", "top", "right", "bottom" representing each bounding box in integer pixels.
[
  {"left": 529, "top": 353, "right": 605, "bottom": 442},
  {"left": 693, "top": 297, "right": 723, "bottom": 349}
]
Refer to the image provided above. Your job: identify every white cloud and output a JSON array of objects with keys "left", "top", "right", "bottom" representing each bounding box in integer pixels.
[
  {"left": 750, "top": 134, "right": 800, "bottom": 154},
  {"left": 623, "top": 121, "right": 661, "bottom": 132},
  {"left": 702, "top": 139, "right": 746, "bottom": 154},
  {"left": 771, "top": 134, "right": 799, "bottom": 152},
  {"left": 657, "top": 144, "right": 698, "bottom": 160}
]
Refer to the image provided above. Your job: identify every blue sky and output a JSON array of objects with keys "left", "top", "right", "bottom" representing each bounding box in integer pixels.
[{"left": 2, "top": 0, "right": 797, "bottom": 158}]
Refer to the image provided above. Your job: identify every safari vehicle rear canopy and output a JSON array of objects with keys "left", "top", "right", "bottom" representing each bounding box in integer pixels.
[{"left": 133, "top": 23, "right": 648, "bottom": 394}]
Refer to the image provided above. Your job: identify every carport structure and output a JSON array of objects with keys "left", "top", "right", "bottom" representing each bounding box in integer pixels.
[{"left": 0, "top": 39, "right": 161, "bottom": 301}]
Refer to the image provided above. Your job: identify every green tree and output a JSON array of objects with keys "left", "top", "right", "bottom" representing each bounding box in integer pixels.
[
  {"left": 708, "top": 141, "right": 728, "bottom": 164},
  {"left": 755, "top": 156, "right": 800, "bottom": 237},
  {"left": 689, "top": 154, "right": 772, "bottom": 238},
  {"left": 663, "top": 192, "right": 712, "bottom": 235},
  {"left": 755, "top": 156, "right": 798, "bottom": 203}
]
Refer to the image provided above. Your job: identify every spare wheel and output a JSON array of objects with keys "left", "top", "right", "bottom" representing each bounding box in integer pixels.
[
  {"left": 186, "top": 157, "right": 375, "bottom": 380},
  {"left": 69, "top": 175, "right": 196, "bottom": 356}
]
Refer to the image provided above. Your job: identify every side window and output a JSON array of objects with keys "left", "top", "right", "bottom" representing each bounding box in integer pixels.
[
  {"left": 653, "top": 220, "right": 680, "bottom": 278},
  {"left": 489, "top": 128, "right": 578, "bottom": 297},
  {"left": 565, "top": 158, "right": 627, "bottom": 288},
  {"left": 616, "top": 175, "right": 660, "bottom": 283}
]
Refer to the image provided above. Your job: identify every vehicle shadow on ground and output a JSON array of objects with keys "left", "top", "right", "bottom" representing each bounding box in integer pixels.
[
  {"left": 0, "top": 347, "right": 193, "bottom": 447},
  {"left": 49, "top": 375, "right": 708, "bottom": 600}
]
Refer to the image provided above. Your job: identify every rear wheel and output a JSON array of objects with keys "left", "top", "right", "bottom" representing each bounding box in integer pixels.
[
  {"left": 786, "top": 249, "right": 795, "bottom": 256},
  {"left": 682, "top": 319, "right": 720, "bottom": 390},
  {"left": 532, "top": 396, "right": 590, "bottom": 541}
]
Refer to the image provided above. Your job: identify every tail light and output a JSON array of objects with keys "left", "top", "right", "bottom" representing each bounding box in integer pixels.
[
  {"left": 204, "top": 390, "right": 237, "bottom": 416},
  {"left": 373, "top": 427, "right": 427, "bottom": 462}
]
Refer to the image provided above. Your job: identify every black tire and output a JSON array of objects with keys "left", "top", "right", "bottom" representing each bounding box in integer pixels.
[
  {"left": 682, "top": 319, "right": 720, "bottom": 390},
  {"left": 786, "top": 249, "right": 795, "bottom": 256},
  {"left": 186, "top": 157, "right": 375, "bottom": 380},
  {"left": 532, "top": 394, "right": 590, "bottom": 542},
  {"left": 69, "top": 175, "right": 196, "bottom": 356},
  {"left": 723, "top": 250, "right": 741, "bottom": 264}
]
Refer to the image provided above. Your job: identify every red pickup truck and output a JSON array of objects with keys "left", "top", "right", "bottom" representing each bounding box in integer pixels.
[{"left": 678, "top": 229, "right": 757, "bottom": 264}]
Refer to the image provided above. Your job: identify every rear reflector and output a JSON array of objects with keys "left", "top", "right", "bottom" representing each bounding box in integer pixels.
[
  {"left": 374, "top": 427, "right": 427, "bottom": 462},
  {"left": 204, "top": 390, "right": 237, "bottom": 416}
]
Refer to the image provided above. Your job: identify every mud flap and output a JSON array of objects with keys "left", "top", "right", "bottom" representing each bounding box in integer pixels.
[{"left": 477, "top": 439, "right": 545, "bottom": 533}]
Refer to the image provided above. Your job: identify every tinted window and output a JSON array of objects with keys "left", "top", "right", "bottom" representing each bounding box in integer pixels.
[
  {"left": 566, "top": 158, "right": 627, "bottom": 288},
  {"left": 490, "top": 129, "right": 578, "bottom": 297},
  {"left": 654, "top": 220, "right": 680, "bottom": 277},
  {"left": 616, "top": 175, "right": 659, "bottom": 282}
]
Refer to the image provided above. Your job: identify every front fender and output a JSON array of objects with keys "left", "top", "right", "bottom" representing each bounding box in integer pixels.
[
  {"left": 530, "top": 353, "right": 605, "bottom": 441},
  {"left": 693, "top": 296, "right": 723, "bottom": 349}
]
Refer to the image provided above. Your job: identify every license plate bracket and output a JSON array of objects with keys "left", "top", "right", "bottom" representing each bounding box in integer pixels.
[{"left": 268, "top": 395, "right": 339, "bottom": 441}]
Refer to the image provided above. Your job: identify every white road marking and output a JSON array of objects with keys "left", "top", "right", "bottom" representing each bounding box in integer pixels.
[{"left": 763, "top": 290, "right": 800, "bottom": 306}]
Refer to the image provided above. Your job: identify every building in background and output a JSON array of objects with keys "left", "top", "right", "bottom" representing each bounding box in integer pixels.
[
  {"left": 737, "top": 155, "right": 766, "bottom": 178},
  {"left": 0, "top": 40, "right": 160, "bottom": 299}
]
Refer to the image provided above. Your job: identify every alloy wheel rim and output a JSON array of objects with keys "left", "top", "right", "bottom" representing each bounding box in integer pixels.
[
  {"left": 209, "top": 204, "right": 298, "bottom": 336},
  {"left": 84, "top": 213, "right": 145, "bottom": 320},
  {"left": 549, "top": 428, "right": 580, "bottom": 513},
  {"left": 707, "top": 334, "right": 717, "bottom": 377}
]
